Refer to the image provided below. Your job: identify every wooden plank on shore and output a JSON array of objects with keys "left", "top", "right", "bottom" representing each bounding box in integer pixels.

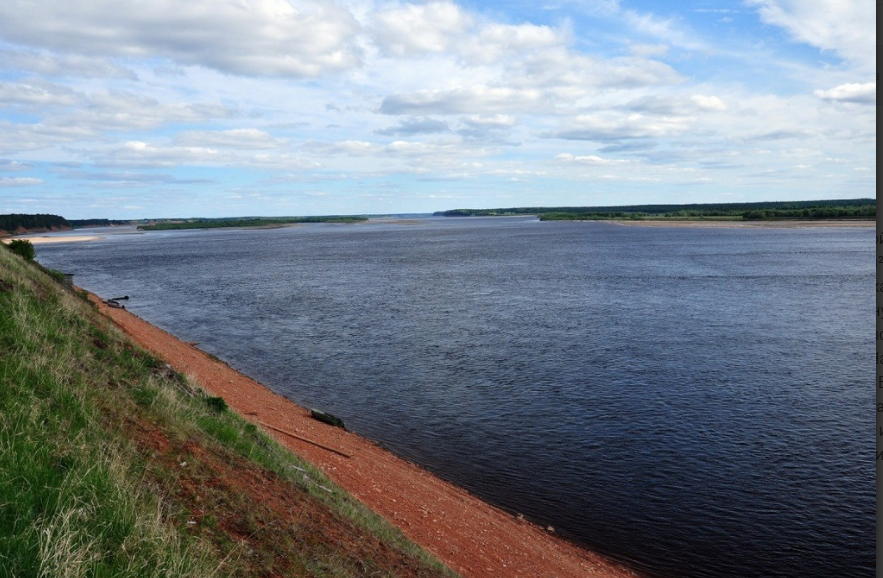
[{"left": 258, "top": 421, "right": 353, "bottom": 458}]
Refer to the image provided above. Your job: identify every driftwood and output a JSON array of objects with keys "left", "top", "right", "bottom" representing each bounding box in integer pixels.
[{"left": 257, "top": 421, "right": 352, "bottom": 459}]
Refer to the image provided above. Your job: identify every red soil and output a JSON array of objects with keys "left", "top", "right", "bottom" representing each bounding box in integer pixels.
[{"left": 95, "top": 296, "right": 643, "bottom": 578}]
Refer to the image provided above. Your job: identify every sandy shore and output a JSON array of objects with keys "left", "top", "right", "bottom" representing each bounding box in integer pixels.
[
  {"left": 92, "top": 294, "right": 642, "bottom": 578},
  {"left": 1, "top": 234, "right": 103, "bottom": 244},
  {"left": 603, "top": 219, "right": 874, "bottom": 228}
]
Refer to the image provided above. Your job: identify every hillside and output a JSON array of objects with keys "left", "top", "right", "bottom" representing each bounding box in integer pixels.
[
  {"left": 0, "top": 213, "right": 71, "bottom": 236},
  {"left": 0, "top": 243, "right": 455, "bottom": 577}
]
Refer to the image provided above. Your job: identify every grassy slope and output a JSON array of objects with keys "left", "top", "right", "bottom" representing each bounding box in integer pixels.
[{"left": 0, "top": 247, "right": 456, "bottom": 578}]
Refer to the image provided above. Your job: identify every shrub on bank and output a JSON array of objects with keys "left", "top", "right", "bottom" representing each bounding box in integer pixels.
[{"left": 5, "top": 239, "right": 35, "bottom": 261}]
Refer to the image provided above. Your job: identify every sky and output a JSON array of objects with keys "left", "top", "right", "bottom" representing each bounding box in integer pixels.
[{"left": 0, "top": 0, "right": 876, "bottom": 219}]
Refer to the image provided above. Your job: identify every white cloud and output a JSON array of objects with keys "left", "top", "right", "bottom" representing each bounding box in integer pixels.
[
  {"left": 814, "top": 82, "right": 876, "bottom": 104},
  {"left": 621, "top": 10, "right": 704, "bottom": 50},
  {"left": 94, "top": 140, "right": 317, "bottom": 170},
  {"left": 0, "top": 49, "right": 136, "bottom": 78},
  {"left": 0, "top": 0, "right": 362, "bottom": 77},
  {"left": 550, "top": 112, "right": 693, "bottom": 141},
  {"left": 174, "top": 129, "right": 289, "bottom": 149},
  {"left": 380, "top": 86, "right": 543, "bottom": 115},
  {"left": 0, "top": 120, "right": 96, "bottom": 154},
  {"left": 691, "top": 95, "right": 727, "bottom": 111},
  {"left": 0, "top": 177, "right": 43, "bottom": 187},
  {"left": 0, "top": 80, "right": 82, "bottom": 108},
  {"left": 460, "top": 23, "right": 562, "bottom": 64},
  {"left": 556, "top": 153, "right": 628, "bottom": 165},
  {"left": 370, "top": 2, "right": 562, "bottom": 66},
  {"left": 462, "top": 115, "right": 516, "bottom": 128},
  {"left": 0, "top": 160, "right": 34, "bottom": 172},
  {"left": 98, "top": 141, "right": 222, "bottom": 167},
  {"left": 629, "top": 44, "right": 670, "bottom": 57},
  {"left": 376, "top": 117, "right": 451, "bottom": 136},
  {"left": 302, "top": 139, "right": 383, "bottom": 156},
  {"left": 747, "top": 0, "right": 875, "bottom": 69},
  {"left": 371, "top": 1, "right": 473, "bottom": 56},
  {"left": 509, "top": 50, "right": 681, "bottom": 96}
]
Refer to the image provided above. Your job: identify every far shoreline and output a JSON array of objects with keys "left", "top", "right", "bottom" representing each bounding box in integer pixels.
[
  {"left": 2, "top": 234, "right": 104, "bottom": 245},
  {"left": 599, "top": 219, "right": 874, "bottom": 228}
]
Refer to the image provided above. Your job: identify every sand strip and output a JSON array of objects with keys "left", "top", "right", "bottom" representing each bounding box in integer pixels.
[
  {"left": 92, "top": 294, "right": 642, "bottom": 578},
  {"left": 602, "top": 219, "right": 874, "bottom": 228},
  {"left": 2, "top": 235, "right": 103, "bottom": 244}
]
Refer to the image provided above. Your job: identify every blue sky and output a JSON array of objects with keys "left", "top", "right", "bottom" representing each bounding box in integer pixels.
[{"left": 0, "top": 0, "right": 875, "bottom": 218}]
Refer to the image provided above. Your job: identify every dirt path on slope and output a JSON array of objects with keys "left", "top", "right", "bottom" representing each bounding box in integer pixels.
[{"left": 93, "top": 296, "right": 643, "bottom": 578}]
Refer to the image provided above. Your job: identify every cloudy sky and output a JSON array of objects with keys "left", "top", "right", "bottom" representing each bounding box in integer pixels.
[{"left": 0, "top": 0, "right": 875, "bottom": 218}]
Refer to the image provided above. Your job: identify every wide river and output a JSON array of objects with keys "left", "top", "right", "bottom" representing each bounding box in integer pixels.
[{"left": 36, "top": 217, "right": 874, "bottom": 578}]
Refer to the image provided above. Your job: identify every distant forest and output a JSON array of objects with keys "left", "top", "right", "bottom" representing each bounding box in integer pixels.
[
  {"left": 137, "top": 216, "right": 368, "bottom": 231},
  {"left": 0, "top": 214, "right": 133, "bottom": 235},
  {"left": 0, "top": 214, "right": 70, "bottom": 235},
  {"left": 434, "top": 199, "right": 876, "bottom": 221},
  {"left": 69, "top": 219, "right": 133, "bottom": 228}
]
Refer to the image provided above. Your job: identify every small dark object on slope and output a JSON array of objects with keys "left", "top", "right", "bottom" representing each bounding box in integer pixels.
[{"left": 310, "top": 409, "right": 346, "bottom": 429}]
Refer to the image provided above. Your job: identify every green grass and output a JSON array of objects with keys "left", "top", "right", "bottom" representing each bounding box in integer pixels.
[{"left": 0, "top": 245, "right": 456, "bottom": 577}]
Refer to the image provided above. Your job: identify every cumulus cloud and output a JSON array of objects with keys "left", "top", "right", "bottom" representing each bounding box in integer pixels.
[
  {"left": 371, "top": 1, "right": 473, "bottom": 56},
  {"left": 460, "top": 23, "right": 562, "bottom": 64},
  {"left": 814, "top": 82, "right": 876, "bottom": 104},
  {"left": 370, "top": 1, "right": 560, "bottom": 65},
  {"left": 0, "top": 0, "right": 362, "bottom": 77},
  {"left": 747, "top": 0, "right": 875, "bottom": 69}
]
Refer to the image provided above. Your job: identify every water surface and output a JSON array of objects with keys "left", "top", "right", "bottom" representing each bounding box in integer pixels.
[{"left": 37, "top": 218, "right": 874, "bottom": 578}]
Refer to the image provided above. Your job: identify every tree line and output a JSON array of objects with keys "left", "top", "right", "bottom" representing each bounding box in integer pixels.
[
  {"left": 434, "top": 199, "right": 875, "bottom": 221},
  {"left": 0, "top": 213, "right": 69, "bottom": 235}
]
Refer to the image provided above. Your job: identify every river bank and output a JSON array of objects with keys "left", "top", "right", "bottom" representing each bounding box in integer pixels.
[
  {"left": 603, "top": 219, "right": 874, "bottom": 228},
  {"left": 91, "top": 293, "right": 642, "bottom": 578}
]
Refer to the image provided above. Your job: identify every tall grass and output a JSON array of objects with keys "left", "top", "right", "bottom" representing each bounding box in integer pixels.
[
  {"left": 0, "top": 244, "right": 456, "bottom": 577},
  {"left": 0, "top": 248, "right": 218, "bottom": 578}
]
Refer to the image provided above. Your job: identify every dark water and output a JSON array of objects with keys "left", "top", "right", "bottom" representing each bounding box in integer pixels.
[{"left": 36, "top": 218, "right": 874, "bottom": 578}]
